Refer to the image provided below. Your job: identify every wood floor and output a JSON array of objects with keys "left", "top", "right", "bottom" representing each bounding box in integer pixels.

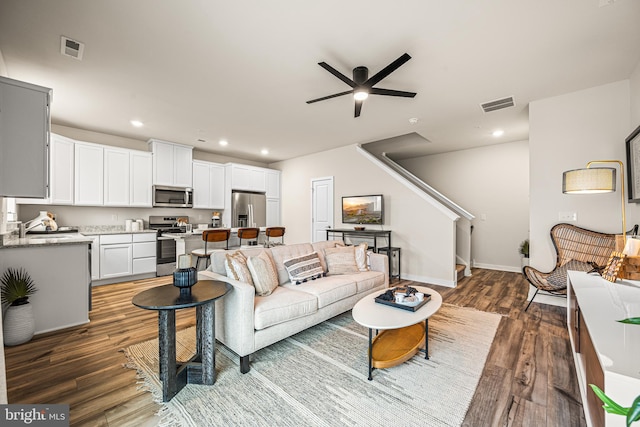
[{"left": 4, "top": 269, "right": 585, "bottom": 426}]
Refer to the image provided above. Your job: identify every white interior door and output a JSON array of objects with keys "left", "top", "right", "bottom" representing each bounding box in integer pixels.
[{"left": 311, "top": 177, "right": 334, "bottom": 242}]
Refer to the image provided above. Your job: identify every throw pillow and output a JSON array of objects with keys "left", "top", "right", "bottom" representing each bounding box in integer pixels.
[
  {"left": 354, "top": 242, "right": 369, "bottom": 272},
  {"left": 324, "top": 246, "right": 360, "bottom": 275},
  {"left": 247, "top": 251, "right": 279, "bottom": 296},
  {"left": 224, "top": 251, "right": 254, "bottom": 285},
  {"left": 546, "top": 260, "right": 592, "bottom": 288},
  {"left": 283, "top": 252, "right": 324, "bottom": 285}
]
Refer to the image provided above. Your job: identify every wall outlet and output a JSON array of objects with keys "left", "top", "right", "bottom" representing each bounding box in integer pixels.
[
  {"left": 558, "top": 212, "right": 577, "bottom": 221},
  {"left": 481, "top": 213, "right": 487, "bottom": 221},
  {"left": 111, "top": 214, "right": 118, "bottom": 221}
]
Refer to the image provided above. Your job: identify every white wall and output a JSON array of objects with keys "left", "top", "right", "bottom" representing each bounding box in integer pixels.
[
  {"left": 399, "top": 141, "right": 530, "bottom": 272},
  {"left": 631, "top": 59, "right": 640, "bottom": 125},
  {"left": 529, "top": 80, "right": 639, "bottom": 271},
  {"left": 271, "top": 144, "right": 457, "bottom": 286}
]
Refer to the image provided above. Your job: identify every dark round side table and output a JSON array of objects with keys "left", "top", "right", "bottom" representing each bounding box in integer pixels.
[{"left": 132, "top": 280, "right": 231, "bottom": 402}]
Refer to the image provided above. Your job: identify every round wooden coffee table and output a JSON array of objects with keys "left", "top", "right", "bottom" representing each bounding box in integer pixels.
[{"left": 352, "top": 286, "right": 443, "bottom": 380}]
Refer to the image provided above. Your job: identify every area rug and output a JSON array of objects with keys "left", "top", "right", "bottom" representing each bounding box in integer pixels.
[{"left": 124, "top": 304, "right": 501, "bottom": 427}]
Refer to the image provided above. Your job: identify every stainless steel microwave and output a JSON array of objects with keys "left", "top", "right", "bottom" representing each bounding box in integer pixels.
[{"left": 153, "top": 185, "right": 193, "bottom": 208}]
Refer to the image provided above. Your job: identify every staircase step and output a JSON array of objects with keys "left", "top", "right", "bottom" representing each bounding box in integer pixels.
[{"left": 456, "top": 264, "right": 466, "bottom": 282}]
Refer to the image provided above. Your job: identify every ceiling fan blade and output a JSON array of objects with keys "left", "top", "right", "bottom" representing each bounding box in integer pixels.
[
  {"left": 306, "top": 90, "right": 353, "bottom": 104},
  {"left": 354, "top": 100, "right": 363, "bottom": 117},
  {"left": 364, "top": 53, "right": 412, "bottom": 88},
  {"left": 318, "top": 62, "right": 357, "bottom": 88},
  {"left": 370, "top": 87, "right": 417, "bottom": 98}
]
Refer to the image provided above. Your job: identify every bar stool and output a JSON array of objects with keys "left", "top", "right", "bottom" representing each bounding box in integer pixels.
[
  {"left": 192, "top": 229, "right": 230, "bottom": 270},
  {"left": 265, "top": 227, "right": 285, "bottom": 246},
  {"left": 237, "top": 227, "right": 260, "bottom": 248}
]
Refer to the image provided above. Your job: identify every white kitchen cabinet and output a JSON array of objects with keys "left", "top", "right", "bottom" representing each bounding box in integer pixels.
[
  {"left": 50, "top": 134, "right": 75, "bottom": 205},
  {"left": 15, "top": 133, "right": 75, "bottom": 205},
  {"left": 104, "top": 147, "right": 130, "bottom": 206},
  {"left": 149, "top": 139, "right": 193, "bottom": 187},
  {"left": 88, "top": 235, "right": 100, "bottom": 280},
  {"left": 229, "top": 163, "right": 266, "bottom": 192},
  {"left": 99, "top": 234, "right": 133, "bottom": 279},
  {"left": 266, "top": 170, "right": 280, "bottom": 199},
  {"left": 266, "top": 198, "right": 281, "bottom": 226},
  {"left": 193, "top": 160, "right": 225, "bottom": 209},
  {"left": 74, "top": 142, "right": 104, "bottom": 206},
  {"left": 132, "top": 233, "right": 156, "bottom": 275},
  {"left": 130, "top": 151, "right": 152, "bottom": 207},
  {"left": 0, "top": 76, "right": 51, "bottom": 198}
]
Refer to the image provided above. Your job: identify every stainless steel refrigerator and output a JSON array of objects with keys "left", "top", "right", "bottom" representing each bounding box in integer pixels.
[{"left": 231, "top": 191, "right": 266, "bottom": 228}]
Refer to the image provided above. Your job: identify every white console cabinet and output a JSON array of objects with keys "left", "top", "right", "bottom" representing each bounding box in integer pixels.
[{"left": 567, "top": 271, "right": 640, "bottom": 427}]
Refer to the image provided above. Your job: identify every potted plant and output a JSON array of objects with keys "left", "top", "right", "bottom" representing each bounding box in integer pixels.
[
  {"left": 1, "top": 267, "right": 38, "bottom": 346},
  {"left": 519, "top": 239, "right": 530, "bottom": 268}
]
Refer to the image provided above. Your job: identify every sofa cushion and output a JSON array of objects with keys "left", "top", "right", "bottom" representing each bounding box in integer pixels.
[
  {"left": 247, "top": 251, "right": 279, "bottom": 296},
  {"left": 324, "top": 246, "right": 360, "bottom": 275},
  {"left": 354, "top": 242, "right": 369, "bottom": 272},
  {"left": 254, "top": 286, "right": 318, "bottom": 330},
  {"left": 224, "top": 252, "right": 254, "bottom": 285},
  {"left": 352, "top": 270, "right": 386, "bottom": 293},
  {"left": 312, "top": 239, "right": 345, "bottom": 273},
  {"left": 283, "top": 252, "right": 324, "bottom": 285},
  {"left": 270, "top": 243, "right": 315, "bottom": 285},
  {"left": 283, "top": 276, "right": 357, "bottom": 308},
  {"left": 210, "top": 248, "right": 271, "bottom": 275}
]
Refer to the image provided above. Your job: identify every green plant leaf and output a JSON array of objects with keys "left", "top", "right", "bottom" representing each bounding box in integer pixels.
[
  {"left": 590, "top": 384, "right": 629, "bottom": 416},
  {"left": 617, "top": 317, "right": 640, "bottom": 325},
  {"left": 627, "top": 395, "right": 640, "bottom": 427},
  {"left": 0, "top": 267, "right": 37, "bottom": 306}
]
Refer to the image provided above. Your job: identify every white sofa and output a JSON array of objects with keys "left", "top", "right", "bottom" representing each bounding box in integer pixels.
[{"left": 198, "top": 240, "right": 389, "bottom": 373}]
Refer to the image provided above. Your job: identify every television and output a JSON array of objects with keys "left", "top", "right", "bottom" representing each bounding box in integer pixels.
[{"left": 342, "top": 195, "right": 384, "bottom": 224}]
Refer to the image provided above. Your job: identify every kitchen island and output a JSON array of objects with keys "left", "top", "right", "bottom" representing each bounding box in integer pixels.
[
  {"left": 165, "top": 227, "right": 267, "bottom": 265},
  {"left": 0, "top": 233, "right": 93, "bottom": 334}
]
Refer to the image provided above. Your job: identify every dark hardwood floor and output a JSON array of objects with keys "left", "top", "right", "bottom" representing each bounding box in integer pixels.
[{"left": 4, "top": 269, "right": 585, "bottom": 426}]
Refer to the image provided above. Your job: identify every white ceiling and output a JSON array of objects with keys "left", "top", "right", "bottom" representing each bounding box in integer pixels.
[{"left": 1, "top": 0, "right": 639, "bottom": 162}]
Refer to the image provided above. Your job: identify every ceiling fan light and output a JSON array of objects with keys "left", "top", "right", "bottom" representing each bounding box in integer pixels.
[{"left": 354, "top": 90, "right": 369, "bottom": 101}]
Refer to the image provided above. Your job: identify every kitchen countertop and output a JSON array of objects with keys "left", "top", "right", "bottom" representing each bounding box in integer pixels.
[
  {"left": 0, "top": 227, "right": 157, "bottom": 248},
  {"left": 0, "top": 233, "right": 93, "bottom": 249}
]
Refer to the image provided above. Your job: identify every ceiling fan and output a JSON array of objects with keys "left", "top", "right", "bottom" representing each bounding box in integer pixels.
[{"left": 306, "top": 53, "right": 417, "bottom": 118}]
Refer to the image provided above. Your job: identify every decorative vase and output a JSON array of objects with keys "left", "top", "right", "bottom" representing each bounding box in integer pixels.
[
  {"left": 173, "top": 267, "right": 197, "bottom": 289},
  {"left": 521, "top": 256, "right": 530, "bottom": 270},
  {"left": 3, "top": 303, "right": 35, "bottom": 346}
]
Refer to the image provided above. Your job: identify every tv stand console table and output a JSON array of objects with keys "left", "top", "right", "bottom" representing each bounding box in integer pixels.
[{"left": 326, "top": 229, "right": 391, "bottom": 253}]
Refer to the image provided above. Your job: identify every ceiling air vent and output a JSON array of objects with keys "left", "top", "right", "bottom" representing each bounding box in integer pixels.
[
  {"left": 480, "top": 96, "right": 515, "bottom": 113},
  {"left": 60, "top": 36, "right": 84, "bottom": 60}
]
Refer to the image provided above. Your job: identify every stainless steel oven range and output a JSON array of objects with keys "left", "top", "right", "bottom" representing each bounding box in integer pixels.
[{"left": 149, "top": 215, "right": 187, "bottom": 276}]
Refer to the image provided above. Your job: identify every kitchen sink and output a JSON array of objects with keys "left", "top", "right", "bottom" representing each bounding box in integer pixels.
[{"left": 29, "top": 234, "right": 75, "bottom": 240}]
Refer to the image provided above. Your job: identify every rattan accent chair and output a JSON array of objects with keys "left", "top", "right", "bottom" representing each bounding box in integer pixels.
[{"left": 523, "top": 223, "right": 617, "bottom": 311}]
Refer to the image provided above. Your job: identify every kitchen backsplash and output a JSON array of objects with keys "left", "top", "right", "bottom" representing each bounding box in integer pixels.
[{"left": 18, "top": 205, "right": 220, "bottom": 229}]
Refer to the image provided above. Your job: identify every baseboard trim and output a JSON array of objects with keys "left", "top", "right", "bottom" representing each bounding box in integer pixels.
[
  {"left": 401, "top": 273, "right": 456, "bottom": 288},
  {"left": 472, "top": 262, "right": 521, "bottom": 273}
]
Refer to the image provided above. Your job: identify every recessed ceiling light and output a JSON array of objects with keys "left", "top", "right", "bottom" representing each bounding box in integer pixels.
[
  {"left": 130, "top": 120, "right": 144, "bottom": 128},
  {"left": 261, "top": 149, "right": 269, "bottom": 155},
  {"left": 492, "top": 129, "right": 504, "bottom": 137},
  {"left": 409, "top": 118, "right": 418, "bottom": 125},
  {"left": 219, "top": 140, "right": 228, "bottom": 146}
]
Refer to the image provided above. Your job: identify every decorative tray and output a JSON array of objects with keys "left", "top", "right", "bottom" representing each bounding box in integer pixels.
[{"left": 374, "top": 287, "right": 431, "bottom": 312}]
